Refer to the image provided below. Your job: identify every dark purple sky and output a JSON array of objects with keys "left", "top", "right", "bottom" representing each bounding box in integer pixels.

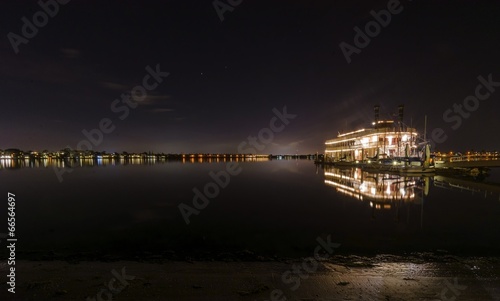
[{"left": 1, "top": 0, "right": 499, "bottom": 153}]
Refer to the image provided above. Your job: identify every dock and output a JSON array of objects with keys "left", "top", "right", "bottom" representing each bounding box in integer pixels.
[{"left": 435, "top": 158, "right": 500, "bottom": 168}]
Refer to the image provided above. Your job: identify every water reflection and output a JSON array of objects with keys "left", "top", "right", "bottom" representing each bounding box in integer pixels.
[
  {"left": 434, "top": 175, "right": 500, "bottom": 201},
  {"left": 322, "top": 165, "right": 500, "bottom": 232},
  {"left": 1, "top": 159, "right": 500, "bottom": 257},
  {"left": 323, "top": 165, "right": 428, "bottom": 227},
  {"left": 0, "top": 156, "right": 271, "bottom": 170},
  {"left": 324, "top": 166, "right": 426, "bottom": 205},
  {"left": 323, "top": 165, "right": 500, "bottom": 200}
]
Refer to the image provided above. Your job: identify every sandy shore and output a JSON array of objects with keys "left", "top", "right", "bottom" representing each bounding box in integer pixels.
[{"left": 1, "top": 255, "right": 499, "bottom": 301}]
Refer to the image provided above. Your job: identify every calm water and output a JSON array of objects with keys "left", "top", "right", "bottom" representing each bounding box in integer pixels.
[{"left": 1, "top": 159, "right": 500, "bottom": 259}]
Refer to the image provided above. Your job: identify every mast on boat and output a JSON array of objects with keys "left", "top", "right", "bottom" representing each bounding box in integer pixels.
[
  {"left": 398, "top": 105, "right": 404, "bottom": 157},
  {"left": 423, "top": 115, "right": 427, "bottom": 143}
]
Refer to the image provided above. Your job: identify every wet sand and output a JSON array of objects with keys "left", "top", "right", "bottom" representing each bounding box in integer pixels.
[{"left": 1, "top": 255, "right": 499, "bottom": 301}]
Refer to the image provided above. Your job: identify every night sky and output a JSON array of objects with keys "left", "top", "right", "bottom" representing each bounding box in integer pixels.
[{"left": 1, "top": 0, "right": 499, "bottom": 154}]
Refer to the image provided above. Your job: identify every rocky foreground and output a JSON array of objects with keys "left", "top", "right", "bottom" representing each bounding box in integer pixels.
[{"left": 1, "top": 254, "right": 499, "bottom": 301}]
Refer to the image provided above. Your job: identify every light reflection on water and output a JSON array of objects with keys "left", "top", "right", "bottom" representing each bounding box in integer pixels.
[
  {"left": 0, "top": 159, "right": 500, "bottom": 258},
  {"left": 323, "top": 165, "right": 500, "bottom": 202},
  {"left": 0, "top": 157, "right": 269, "bottom": 169}
]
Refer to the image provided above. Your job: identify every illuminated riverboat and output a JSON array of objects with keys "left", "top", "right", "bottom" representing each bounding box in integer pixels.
[{"left": 325, "top": 105, "right": 419, "bottom": 163}]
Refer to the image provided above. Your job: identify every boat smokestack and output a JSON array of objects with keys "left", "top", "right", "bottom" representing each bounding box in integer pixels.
[
  {"left": 374, "top": 105, "right": 380, "bottom": 124},
  {"left": 398, "top": 105, "right": 404, "bottom": 131},
  {"left": 398, "top": 105, "right": 404, "bottom": 123}
]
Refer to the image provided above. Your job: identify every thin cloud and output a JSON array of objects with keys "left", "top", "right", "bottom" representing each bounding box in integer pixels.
[
  {"left": 141, "top": 94, "right": 171, "bottom": 105},
  {"left": 101, "top": 82, "right": 129, "bottom": 91}
]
